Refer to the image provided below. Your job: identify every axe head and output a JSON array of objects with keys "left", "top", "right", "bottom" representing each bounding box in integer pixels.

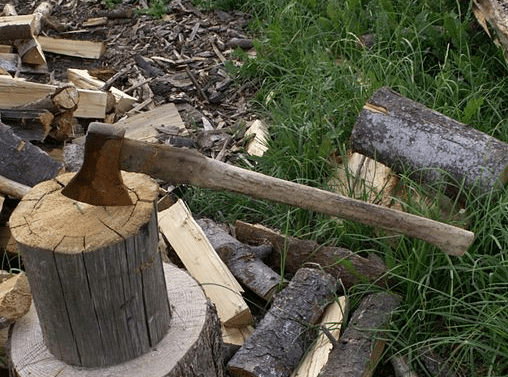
[{"left": 61, "top": 122, "right": 133, "bottom": 206}]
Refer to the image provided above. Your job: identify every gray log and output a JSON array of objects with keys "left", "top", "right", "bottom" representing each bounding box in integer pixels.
[
  {"left": 351, "top": 87, "right": 508, "bottom": 197},
  {"left": 0, "top": 121, "right": 62, "bottom": 187},
  {"left": 196, "top": 218, "right": 282, "bottom": 300},
  {"left": 227, "top": 268, "right": 337, "bottom": 377},
  {"left": 318, "top": 291, "right": 401, "bottom": 377}
]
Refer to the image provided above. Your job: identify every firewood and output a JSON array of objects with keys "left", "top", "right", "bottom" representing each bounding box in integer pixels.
[
  {"left": 14, "top": 35, "right": 46, "bottom": 65},
  {"left": 0, "top": 108, "right": 53, "bottom": 141},
  {"left": 0, "top": 75, "right": 107, "bottom": 119},
  {"left": 32, "top": 2, "right": 52, "bottom": 35},
  {"left": 351, "top": 86, "right": 508, "bottom": 197},
  {"left": 0, "top": 174, "right": 30, "bottom": 199},
  {"left": 0, "top": 272, "right": 31, "bottom": 321},
  {"left": 291, "top": 297, "right": 348, "bottom": 377},
  {"left": 158, "top": 199, "right": 252, "bottom": 328},
  {"left": 38, "top": 35, "right": 106, "bottom": 59},
  {"left": 116, "top": 102, "right": 186, "bottom": 143},
  {"left": 318, "top": 292, "right": 400, "bottom": 377},
  {"left": 227, "top": 268, "right": 337, "bottom": 377},
  {"left": 0, "top": 45, "right": 12, "bottom": 53},
  {"left": 0, "top": 14, "right": 34, "bottom": 41},
  {"left": 0, "top": 121, "right": 62, "bottom": 187},
  {"left": 234, "top": 220, "right": 387, "bottom": 288},
  {"left": 67, "top": 68, "right": 137, "bottom": 113},
  {"left": 245, "top": 119, "right": 269, "bottom": 156},
  {"left": 196, "top": 218, "right": 283, "bottom": 300},
  {"left": 473, "top": 0, "right": 508, "bottom": 59},
  {"left": 0, "top": 52, "right": 48, "bottom": 74}
]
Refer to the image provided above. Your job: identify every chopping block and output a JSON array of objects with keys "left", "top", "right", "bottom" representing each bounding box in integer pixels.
[{"left": 8, "top": 172, "right": 223, "bottom": 376}]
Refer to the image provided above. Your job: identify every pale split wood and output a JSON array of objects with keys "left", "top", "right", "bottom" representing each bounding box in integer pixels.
[
  {"left": 0, "top": 272, "right": 31, "bottom": 321},
  {"left": 221, "top": 324, "right": 254, "bottom": 346},
  {"left": 245, "top": 119, "right": 269, "bottom": 157},
  {"left": 158, "top": 199, "right": 252, "bottom": 327},
  {"left": 67, "top": 68, "right": 137, "bottom": 113},
  {"left": 0, "top": 75, "right": 107, "bottom": 118},
  {"left": 37, "top": 36, "right": 106, "bottom": 59},
  {"left": 10, "top": 263, "right": 224, "bottom": 377},
  {"left": 291, "top": 296, "right": 348, "bottom": 377},
  {"left": 115, "top": 102, "right": 186, "bottom": 143}
]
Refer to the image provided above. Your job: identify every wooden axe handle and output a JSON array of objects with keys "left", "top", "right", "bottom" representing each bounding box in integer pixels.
[{"left": 120, "top": 139, "right": 474, "bottom": 256}]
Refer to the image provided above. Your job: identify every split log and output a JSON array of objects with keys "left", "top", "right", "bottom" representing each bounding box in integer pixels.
[
  {"left": 291, "top": 297, "right": 348, "bottom": 377},
  {"left": 196, "top": 218, "right": 283, "bottom": 300},
  {"left": 0, "top": 52, "right": 47, "bottom": 74},
  {"left": 318, "top": 291, "right": 400, "bottom": 377},
  {"left": 67, "top": 68, "right": 137, "bottom": 114},
  {"left": 158, "top": 199, "right": 252, "bottom": 328},
  {"left": 227, "top": 268, "right": 337, "bottom": 377},
  {"left": 0, "top": 121, "right": 62, "bottom": 187},
  {"left": 9, "top": 172, "right": 171, "bottom": 367},
  {"left": 351, "top": 86, "right": 508, "bottom": 197},
  {"left": 0, "top": 75, "right": 107, "bottom": 119},
  {"left": 0, "top": 14, "right": 34, "bottom": 41},
  {"left": 0, "top": 272, "right": 31, "bottom": 321},
  {"left": 14, "top": 35, "right": 45, "bottom": 65},
  {"left": 38, "top": 35, "right": 106, "bottom": 59},
  {"left": 10, "top": 263, "right": 224, "bottom": 377},
  {"left": 32, "top": 2, "right": 53, "bottom": 36},
  {"left": 117, "top": 102, "right": 187, "bottom": 143},
  {"left": 234, "top": 220, "right": 386, "bottom": 288},
  {"left": 473, "top": 0, "right": 508, "bottom": 59},
  {"left": 245, "top": 119, "right": 269, "bottom": 157},
  {"left": 0, "top": 108, "right": 53, "bottom": 141}
]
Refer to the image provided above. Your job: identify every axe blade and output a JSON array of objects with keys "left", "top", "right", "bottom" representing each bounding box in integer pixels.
[{"left": 61, "top": 123, "right": 133, "bottom": 206}]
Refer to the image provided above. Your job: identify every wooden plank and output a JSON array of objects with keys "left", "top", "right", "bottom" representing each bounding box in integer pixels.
[
  {"left": 0, "top": 76, "right": 106, "bottom": 118},
  {"left": 37, "top": 35, "right": 106, "bottom": 59},
  {"left": 158, "top": 199, "right": 252, "bottom": 327},
  {"left": 0, "top": 15, "right": 34, "bottom": 41},
  {"left": 292, "top": 297, "right": 348, "bottom": 377}
]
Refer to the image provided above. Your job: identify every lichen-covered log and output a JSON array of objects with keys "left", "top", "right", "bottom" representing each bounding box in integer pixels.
[
  {"left": 234, "top": 221, "right": 386, "bottom": 288},
  {"left": 351, "top": 87, "right": 508, "bottom": 197},
  {"left": 318, "top": 292, "right": 400, "bottom": 377},
  {"left": 197, "top": 218, "right": 282, "bottom": 300},
  {"left": 227, "top": 268, "right": 337, "bottom": 377}
]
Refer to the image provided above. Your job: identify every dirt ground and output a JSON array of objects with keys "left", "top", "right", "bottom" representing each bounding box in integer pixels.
[{"left": 1, "top": 0, "right": 260, "bottom": 159}]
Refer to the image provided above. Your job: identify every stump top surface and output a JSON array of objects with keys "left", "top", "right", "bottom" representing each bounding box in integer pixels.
[{"left": 9, "top": 172, "right": 158, "bottom": 253}]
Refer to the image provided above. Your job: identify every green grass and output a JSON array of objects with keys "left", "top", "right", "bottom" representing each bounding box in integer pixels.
[{"left": 186, "top": 0, "right": 508, "bottom": 375}]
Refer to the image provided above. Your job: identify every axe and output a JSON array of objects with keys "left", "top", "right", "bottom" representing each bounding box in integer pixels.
[{"left": 61, "top": 122, "right": 474, "bottom": 256}]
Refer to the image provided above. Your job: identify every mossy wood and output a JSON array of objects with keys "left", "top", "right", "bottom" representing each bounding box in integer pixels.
[
  {"left": 234, "top": 221, "right": 386, "bottom": 287},
  {"left": 9, "top": 172, "right": 171, "bottom": 368},
  {"left": 227, "top": 268, "right": 337, "bottom": 377},
  {"left": 351, "top": 86, "right": 508, "bottom": 197}
]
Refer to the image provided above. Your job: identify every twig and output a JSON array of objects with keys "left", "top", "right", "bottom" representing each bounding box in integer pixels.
[
  {"left": 185, "top": 66, "right": 208, "bottom": 102},
  {"left": 101, "top": 65, "right": 131, "bottom": 91},
  {"left": 320, "top": 325, "right": 340, "bottom": 349}
]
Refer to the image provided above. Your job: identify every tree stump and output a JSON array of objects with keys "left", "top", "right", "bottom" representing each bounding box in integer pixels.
[
  {"left": 9, "top": 172, "right": 223, "bottom": 376},
  {"left": 351, "top": 86, "right": 508, "bottom": 197}
]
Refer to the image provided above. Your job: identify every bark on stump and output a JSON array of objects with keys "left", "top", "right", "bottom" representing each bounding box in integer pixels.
[
  {"left": 9, "top": 172, "right": 223, "bottom": 376},
  {"left": 351, "top": 86, "right": 508, "bottom": 197},
  {"left": 227, "top": 268, "right": 337, "bottom": 377}
]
